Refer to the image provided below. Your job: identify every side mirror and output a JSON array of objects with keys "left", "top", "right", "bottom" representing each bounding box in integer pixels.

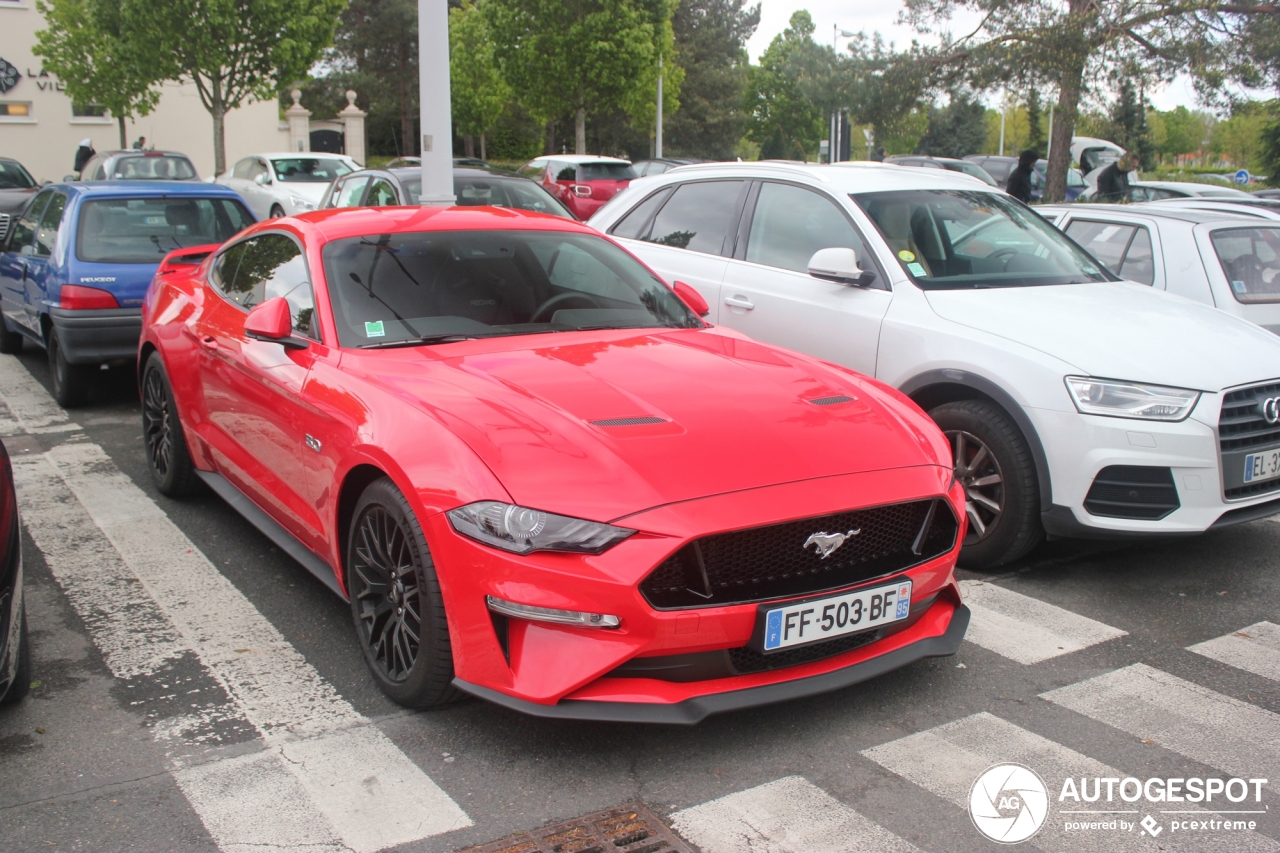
[
  {"left": 672, "top": 280, "right": 710, "bottom": 317},
  {"left": 63, "top": 174, "right": 78, "bottom": 182},
  {"left": 244, "top": 297, "right": 308, "bottom": 348},
  {"left": 808, "top": 247, "right": 876, "bottom": 287},
  {"left": 254, "top": 173, "right": 271, "bottom": 186}
]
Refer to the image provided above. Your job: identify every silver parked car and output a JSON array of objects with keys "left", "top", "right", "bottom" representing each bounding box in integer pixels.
[{"left": 77, "top": 150, "right": 200, "bottom": 182}]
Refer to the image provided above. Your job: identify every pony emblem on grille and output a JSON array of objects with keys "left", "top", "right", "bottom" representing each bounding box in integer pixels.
[{"left": 803, "top": 529, "right": 860, "bottom": 559}]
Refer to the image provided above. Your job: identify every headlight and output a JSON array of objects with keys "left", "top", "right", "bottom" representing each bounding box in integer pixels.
[
  {"left": 290, "top": 196, "right": 316, "bottom": 211},
  {"left": 446, "top": 501, "right": 635, "bottom": 554},
  {"left": 1065, "top": 377, "right": 1200, "bottom": 421}
]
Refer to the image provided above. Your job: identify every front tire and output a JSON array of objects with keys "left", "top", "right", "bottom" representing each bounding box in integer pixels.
[
  {"left": 930, "top": 399, "right": 1043, "bottom": 568},
  {"left": 142, "top": 352, "right": 200, "bottom": 497},
  {"left": 47, "top": 327, "right": 91, "bottom": 407},
  {"left": 348, "top": 478, "right": 459, "bottom": 709},
  {"left": 269, "top": 204, "right": 285, "bottom": 219}
]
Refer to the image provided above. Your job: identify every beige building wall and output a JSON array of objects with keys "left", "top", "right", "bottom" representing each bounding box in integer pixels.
[{"left": 0, "top": 0, "right": 290, "bottom": 182}]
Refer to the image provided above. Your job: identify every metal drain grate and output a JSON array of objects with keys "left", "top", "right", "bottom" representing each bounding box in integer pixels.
[
  {"left": 590, "top": 416, "right": 670, "bottom": 427},
  {"left": 459, "top": 802, "right": 694, "bottom": 853},
  {"left": 807, "top": 395, "right": 855, "bottom": 406}
]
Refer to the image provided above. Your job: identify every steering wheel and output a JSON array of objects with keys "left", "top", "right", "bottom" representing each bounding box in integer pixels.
[
  {"left": 988, "top": 247, "right": 1020, "bottom": 268},
  {"left": 530, "top": 292, "right": 601, "bottom": 324}
]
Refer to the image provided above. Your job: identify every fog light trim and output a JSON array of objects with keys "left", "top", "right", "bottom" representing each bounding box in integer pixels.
[{"left": 486, "top": 595, "right": 621, "bottom": 629}]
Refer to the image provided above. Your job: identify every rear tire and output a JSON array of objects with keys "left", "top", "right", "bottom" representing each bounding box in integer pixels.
[
  {"left": 47, "top": 327, "right": 91, "bottom": 407},
  {"left": 269, "top": 204, "right": 285, "bottom": 219},
  {"left": 0, "top": 604, "right": 30, "bottom": 706},
  {"left": 348, "top": 477, "right": 459, "bottom": 709},
  {"left": 929, "top": 399, "right": 1043, "bottom": 568},
  {"left": 142, "top": 352, "right": 200, "bottom": 497},
  {"left": 0, "top": 317, "right": 24, "bottom": 355}
]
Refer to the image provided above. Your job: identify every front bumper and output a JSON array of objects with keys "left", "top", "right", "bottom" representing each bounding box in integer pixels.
[
  {"left": 1032, "top": 404, "right": 1280, "bottom": 536},
  {"left": 49, "top": 306, "right": 142, "bottom": 364}
]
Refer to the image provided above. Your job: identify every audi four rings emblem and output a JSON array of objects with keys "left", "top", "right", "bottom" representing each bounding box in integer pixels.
[{"left": 1264, "top": 396, "right": 1280, "bottom": 425}]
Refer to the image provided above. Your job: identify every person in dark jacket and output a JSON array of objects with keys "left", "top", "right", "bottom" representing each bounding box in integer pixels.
[
  {"left": 73, "top": 138, "right": 95, "bottom": 175},
  {"left": 1094, "top": 153, "right": 1137, "bottom": 202},
  {"left": 1005, "top": 149, "right": 1039, "bottom": 203},
  {"left": 870, "top": 145, "right": 886, "bottom": 162}
]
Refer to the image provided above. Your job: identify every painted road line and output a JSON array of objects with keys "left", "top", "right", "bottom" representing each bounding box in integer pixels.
[
  {"left": 670, "top": 776, "right": 920, "bottom": 853},
  {"left": 1042, "top": 663, "right": 1280, "bottom": 786},
  {"left": 0, "top": 358, "right": 79, "bottom": 435},
  {"left": 960, "top": 580, "right": 1127, "bottom": 665},
  {"left": 862, "top": 711, "right": 1274, "bottom": 853},
  {"left": 1189, "top": 622, "right": 1280, "bottom": 682}
]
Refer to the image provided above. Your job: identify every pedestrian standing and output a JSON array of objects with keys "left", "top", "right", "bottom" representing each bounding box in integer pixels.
[
  {"left": 870, "top": 145, "right": 886, "bottom": 162},
  {"left": 132, "top": 136, "right": 147, "bottom": 150},
  {"left": 73, "top": 138, "right": 95, "bottom": 175},
  {"left": 1005, "top": 149, "right": 1040, "bottom": 203},
  {"left": 1095, "top": 153, "right": 1137, "bottom": 202}
]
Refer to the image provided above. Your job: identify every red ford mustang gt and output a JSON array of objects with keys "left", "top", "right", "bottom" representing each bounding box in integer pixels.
[{"left": 138, "top": 206, "right": 969, "bottom": 723}]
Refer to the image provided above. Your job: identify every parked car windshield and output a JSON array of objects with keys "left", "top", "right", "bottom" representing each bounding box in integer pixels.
[
  {"left": 0, "top": 161, "right": 36, "bottom": 190},
  {"left": 944, "top": 161, "right": 997, "bottom": 186},
  {"left": 398, "top": 176, "right": 575, "bottom": 219},
  {"left": 322, "top": 229, "right": 701, "bottom": 348},
  {"left": 77, "top": 197, "right": 255, "bottom": 264},
  {"left": 580, "top": 163, "right": 637, "bottom": 181},
  {"left": 1210, "top": 227, "right": 1280, "bottom": 304},
  {"left": 111, "top": 155, "right": 198, "bottom": 180},
  {"left": 271, "top": 157, "right": 353, "bottom": 183},
  {"left": 853, "top": 189, "right": 1114, "bottom": 289}
]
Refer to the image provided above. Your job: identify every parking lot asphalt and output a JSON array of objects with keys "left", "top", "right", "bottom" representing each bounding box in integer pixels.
[{"left": 0, "top": 349, "right": 1277, "bottom": 853}]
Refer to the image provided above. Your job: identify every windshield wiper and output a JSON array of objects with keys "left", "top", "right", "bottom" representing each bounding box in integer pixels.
[{"left": 358, "top": 333, "right": 481, "bottom": 349}]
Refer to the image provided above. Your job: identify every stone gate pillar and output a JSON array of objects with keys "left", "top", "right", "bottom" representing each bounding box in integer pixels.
[
  {"left": 285, "top": 89, "right": 311, "bottom": 153},
  {"left": 339, "top": 91, "right": 367, "bottom": 166}
]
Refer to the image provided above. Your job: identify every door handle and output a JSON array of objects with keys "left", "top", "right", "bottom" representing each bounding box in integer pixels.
[
  {"left": 724, "top": 295, "right": 755, "bottom": 310},
  {"left": 199, "top": 335, "right": 218, "bottom": 350}
]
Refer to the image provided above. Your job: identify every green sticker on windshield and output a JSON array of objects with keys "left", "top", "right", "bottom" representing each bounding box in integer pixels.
[
  {"left": 364, "top": 320, "right": 385, "bottom": 338},
  {"left": 907, "top": 262, "right": 927, "bottom": 276}
]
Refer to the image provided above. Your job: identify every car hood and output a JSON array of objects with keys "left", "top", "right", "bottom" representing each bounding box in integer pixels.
[
  {"left": 0, "top": 187, "right": 37, "bottom": 216},
  {"left": 358, "top": 328, "right": 946, "bottom": 521},
  {"left": 924, "top": 282, "right": 1280, "bottom": 391}
]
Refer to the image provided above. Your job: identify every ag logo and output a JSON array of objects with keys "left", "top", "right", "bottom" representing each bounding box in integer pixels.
[
  {"left": 969, "top": 763, "right": 1049, "bottom": 844},
  {"left": 0, "top": 58, "right": 20, "bottom": 95}
]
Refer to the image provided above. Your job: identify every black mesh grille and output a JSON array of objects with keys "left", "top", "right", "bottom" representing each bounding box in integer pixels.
[
  {"left": 808, "top": 395, "right": 855, "bottom": 406},
  {"left": 640, "top": 498, "right": 957, "bottom": 609},
  {"left": 1084, "top": 466, "right": 1180, "bottom": 519},
  {"left": 728, "top": 629, "right": 879, "bottom": 674},
  {"left": 589, "top": 416, "right": 669, "bottom": 427}
]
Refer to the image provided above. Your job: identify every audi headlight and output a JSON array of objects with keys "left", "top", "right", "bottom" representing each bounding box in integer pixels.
[
  {"left": 446, "top": 501, "right": 635, "bottom": 554},
  {"left": 1065, "top": 377, "right": 1200, "bottom": 421},
  {"left": 290, "top": 196, "right": 317, "bottom": 211}
]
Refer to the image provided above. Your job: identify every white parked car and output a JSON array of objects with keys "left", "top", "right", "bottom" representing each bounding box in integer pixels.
[
  {"left": 1040, "top": 203, "right": 1280, "bottom": 335},
  {"left": 590, "top": 161, "right": 1280, "bottom": 567},
  {"left": 1080, "top": 180, "right": 1255, "bottom": 202},
  {"left": 1146, "top": 197, "right": 1280, "bottom": 221},
  {"left": 216, "top": 153, "right": 359, "bottom": 219}
]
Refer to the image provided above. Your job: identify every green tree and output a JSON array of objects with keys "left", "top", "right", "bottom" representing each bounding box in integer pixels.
[
  {"left": 33, "top": 0, "right": 165, "bottom": 148},
  {"left": 1106, "top": 79, "right": 1155, "bottom": 170},
  {"left": 124, "top": 0, "right": 346, "bottom": 175},
  {"left": 744, "top": 11, "right": 829, "bottom": 161},
  {"left": 916, "top": 91, "right": 987, "bottom": 158},
  {"left": 664, "top": 0, "right": 760, "bottom": 159},
  {"left": 333, "top": 0, "right": 420, "bottom": 158},
  {"left": 450, "top": 0, "right": 509, "bottom": 159},
  {"left": 1260, "top": 102, "right": 1280, "bottom": 186},
  {"left": 1152, "top": 106, "right": 1205, "bottom": 163},
  {"left": 487, "top": 0, "right": 678, "bottom": 154},
  {"left": 1211, "top": 102, "right": 1269, "bottom": 169}
]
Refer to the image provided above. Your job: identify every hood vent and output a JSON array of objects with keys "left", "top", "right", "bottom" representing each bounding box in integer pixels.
[
  {"left": 590, "top": 416, "right": 669, "bottom": 427},
  {"left": 808, "top": 395, "right": 855, "bottom": 406}
]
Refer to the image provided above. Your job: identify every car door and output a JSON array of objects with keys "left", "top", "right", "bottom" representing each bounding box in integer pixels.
[
  {"left": 717, "top": 180, "right": 891, "bottom": 374},
  {"left": 24, "top": 191, "right": 70, "bottom": 330},
  {"left": 224, "top": 157, "right": 255, "bottom": 203},
  {"left": 240, "top": 158, "right": 274, "bottom": 219},
  {"left": 607, "top": 179, "right": 748, "bottom": 323},
  {"left": 0, "top": 191, "right": 50, "bottom": 334},
  {"left": 194, "top": 232, "right": 326, "bottom": 548}
]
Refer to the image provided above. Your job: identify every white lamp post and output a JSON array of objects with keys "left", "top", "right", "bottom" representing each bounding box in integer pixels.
[
  {"left": 419, "top": 0, "right": 456, "bottom": 207},
  {"left": 656, "top": 57, "right": 663, "bottom": 159}
]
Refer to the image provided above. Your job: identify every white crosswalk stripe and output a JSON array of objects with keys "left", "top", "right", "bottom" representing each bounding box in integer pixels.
[
  {"left": 959, "top": 580, "right": 1127, "bottom": 664},
  {"left": 1190, "top": 622, "right": 1280, "bottom": 682},
  {"left": 862, "top": 711, "right": 1276, "bottom": 852},
  {"left": 1042, "top": 663, "right": 1280, "bottom": 789},
  {"left": 0, "top": 357, "right": 471, "bottom": 853},
  {"left": 669, "top": 776, "right": 920, "bottom": 853}
]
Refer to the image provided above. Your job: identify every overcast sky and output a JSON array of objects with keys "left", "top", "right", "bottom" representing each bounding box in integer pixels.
[{"left": 742, "top": 0, "right": 1203, "bottom": 111}]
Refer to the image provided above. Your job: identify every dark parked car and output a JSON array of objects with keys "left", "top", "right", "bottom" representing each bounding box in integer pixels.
[
  {"left": 1254, "top": 189, "right": 1280, "bottom": 200},
  {"left": 0, "top": 159, "right": 41, "bottom": 244},
  {"left": 321, "top": 166, "right": 576, "bottom": 219},
  {"left": 963, "top": 155, "right": 1087, "bottom": 201},
  {"left": 885, "top": 155, "right": 998, "bottom": 186},
  {"left": 77, "top": 150, "right": 200, "bottom": 182},
  {"left": 0, "top": 439, "right": 27, "bottom": 706},
  {"left": 630, "top": 158, "right": 706, "bottom": 177}
]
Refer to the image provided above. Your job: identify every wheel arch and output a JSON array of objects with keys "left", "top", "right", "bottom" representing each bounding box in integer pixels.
[
  {"left": 336, "top": 463, "right": 391, "bottom": 594},
  {"left": 899, "top": 370, "right": 1053, "bottom": 510}
]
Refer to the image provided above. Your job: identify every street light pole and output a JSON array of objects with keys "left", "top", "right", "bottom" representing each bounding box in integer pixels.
[
  {"left": 656, "top": 56, "right": 663, "bottom": 159},
  {"left": 419, "top": 0, "right": 455, "bottom": 207}
]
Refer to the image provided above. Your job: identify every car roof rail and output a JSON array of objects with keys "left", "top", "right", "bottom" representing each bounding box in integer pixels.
[{"left": 661, "top": 161, "right": 839, "bottom": 183}]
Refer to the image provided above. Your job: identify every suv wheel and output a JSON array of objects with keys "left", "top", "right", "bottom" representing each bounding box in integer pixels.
[
  {"left": 47, "top": 327, "right": 91, "bottom": 407},
  {"left": 929, "top": 400, "right": 1043, "bottom": 568}
]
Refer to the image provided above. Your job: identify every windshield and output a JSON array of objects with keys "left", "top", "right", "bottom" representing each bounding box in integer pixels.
[
  {"left": 111, "top": 155, "right": 197, "bottom": 180},
  {"left": 580, "top": 163, "right": 637, "bottom": 181},
  {"left": 448, "top": 176, "right": 573, "bottom": 218},
  {"left": 944, "top": 161, "right": 997, "bottom": 186},
  {"left": 322, "top": 230, "right": 701, "bottom": 348},
  {"left": 271, "top": 158, "right": 353, "bottom": 183},
  {"left": 77, "top": 197, "right": 255, "bottom": 264},
  {"left": 0, "top": 161, "right": 35, "bottom": 190},
  {"left": 852, "top": 189, "right": 1114, "bottom": 289},
  {"left": 1211, "top": 227, "right": 1280, "bottom": 304}
]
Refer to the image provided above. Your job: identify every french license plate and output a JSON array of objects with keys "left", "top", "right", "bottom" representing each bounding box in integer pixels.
[
  {"left": 1244, "top": 448, "right": 1280, "bottom": 484},
  {"left": 762, "top": 579, "right": 912, "bottom": 652}
]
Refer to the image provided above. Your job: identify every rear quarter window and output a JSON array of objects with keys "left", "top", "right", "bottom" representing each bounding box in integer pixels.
[{"left": 1211, "top": 227, "right": 1280, "bottom": 303}]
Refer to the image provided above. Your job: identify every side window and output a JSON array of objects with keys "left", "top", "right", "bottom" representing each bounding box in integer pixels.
[
  {"left": 610, "top": 188, "right": 672, "bottom": 239},
  {"left": 1118, "top": 227, "right": 1155, "bottom": 285},
  {"left": 324, "top": 178, "right": 346, "bottom": 209},
  {"left": 232, "top": 158, "right": 254, "bottom": 180},
  {"left": 745, "top": 182, "right": 870, "bottom": 274},
  {"left": 211, "top": 241, "right": 250, "bottom": 297},
  {"left": 555, "top": 163, "right": 577, "bottom": 182},
  {"left": 92, "top": 161, "right": 107, "bottom": 181},
  {"left": 34, "top": 193, "right": 68, "bottom": 258},
  {"left": 366, "top": 179, "right": 398, "bottom": 207},
  {"left": 220, "top": 234, "right": 316, "bottom": 336},
  {"left": 333, "top": 177, "right": 369, "bottom": 208},
  {"left": 643, "top": 180, "right": 744, "bottom": 254},
  {"left": 519, "top": 159, "right": 547, "bottom": 180},
  {"left": 7, "top": 191, "right": 52, "bottom": 253},
  {"left": 1064, "top": 220, "right": 1138, "bottom": 274}
]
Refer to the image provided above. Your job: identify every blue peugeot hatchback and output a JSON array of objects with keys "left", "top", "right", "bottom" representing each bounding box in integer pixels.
[{"left": 0, "top": 181, "right": 254, "bottom": 405}]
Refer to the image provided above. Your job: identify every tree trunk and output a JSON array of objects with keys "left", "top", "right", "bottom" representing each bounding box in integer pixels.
[
  {"left": 399, "top": 72, "right": 414, "bottom": 156},
  {"left": 480, "top": 132, "right": 486, "bottom": 161},
  {"left": 117, "top": 115, "right": 127, "bottom": 149},
  {"left": 464, "top": 135, "right": 475, "bottom": 158},
  {"left": 1044, "top": 63, "right": 1084, "bottom": 203},
  {"left": 211, "top": 79, "right": 226, "bottom": 177},
  {"left": 575, "top": 107, "right": 586, "bottom": 155}
]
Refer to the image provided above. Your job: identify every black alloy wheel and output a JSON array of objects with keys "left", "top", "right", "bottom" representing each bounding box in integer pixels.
[
  {"left": 348, "top": 478, "right": 458, "bottom": 708},
  {"left": 47, "top": 328, "right": 91, "bottom": 407},
  {"left": 930, "top": 399, "right": 1042, "bottom": 568},
  {"left": 141, "top": 352, "right": 199, "bottom": 496}
]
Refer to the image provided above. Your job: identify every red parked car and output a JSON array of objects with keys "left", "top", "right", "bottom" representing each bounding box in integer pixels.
[
  {"left": 519, "top": 155, "right": 636, "bottom": 220},
  {"left": 138, "top": 205, "right": 968, "bottom": 722}
]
